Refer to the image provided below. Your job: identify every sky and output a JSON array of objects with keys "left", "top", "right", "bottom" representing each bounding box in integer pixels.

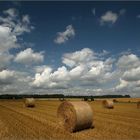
[{"left": 0, "top": 1, "right": 140, "bottom": 97}]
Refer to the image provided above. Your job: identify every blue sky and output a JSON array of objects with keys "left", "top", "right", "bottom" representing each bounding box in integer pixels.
[{"left": 0, "top": 1, "right": 140, "bottom": 97}]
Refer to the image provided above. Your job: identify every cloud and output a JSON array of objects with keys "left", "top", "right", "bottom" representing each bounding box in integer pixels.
[
  {"left": 34, "top": 65, "right": 49, "bottom": 73},
  {"left": 32, "top": 66, "right": 70, "bottom": 89},
  {"left": 14, "top": 48, "right": 44, "bottom": 65},
  {"left": 117, "top": 54, "right": 140, "bottom": 70},
  {"left": 69, "top": 65, "right": 85, "bottom": 79},
  {"left": 32, "top": 48, "right": 114, "bottom": 89},
  {"left": 0, "top": 69, "right": 16, "bottom": 84},
  {"left": 0, "top": 8, "right": 34, "bottom": 69},
  {"left": 0, "top": 8, "right": 140, "bottom": 97},
  {"left": 22, "top": 15, "right": 30, "bottom": 24},
  {"left": 100, "top": 11, "right": 118, "bottom": 25},
  {"left": 122, "top": 67, "right": 140, "bottom": 82},
  {"left": 0, "top": 25, "right": 19, "bottom": 52},
  {"left": 0, "top": 70, "right": 33, "bottom": 94},
  {"left": 31, "top": 49, "right": 140, "bottom": 97},
  {"left": 54, "top": 25, "right": 75, "bottom": 44},
  {"left": 114, "top": 53, "right": 140, "bottom": 95},
  {"left": 115, "top": 78, "right": 140, "bottom": 94},
  {"left": 0, "top": 52, "right": 14, "bottom": 69},
  {"left": 115, "top": 79, "right": 128, "bottom": 91},
  {"left": 100, "top": 9, "right": 125, "bottom": 25},
  {"left": 13, "top": 15, "right": 33, "bottom": 36},
  {"left": 0, "top": 8, "right": 33, "bottom": 37},
  {"left": 51, "top": 66, "right": 69, "bottom": 82},
  {"left": 1, "top": 46, "right": 140, "bottom": 97},
  {"left": 62, "top": 48, "right": 95, "bottom": 67},
  {"left": 3, "top": 8, "right": 18, "bottom": 18},
  {"left": 0, "top": 8, "right": 44, "bottom": 94}
]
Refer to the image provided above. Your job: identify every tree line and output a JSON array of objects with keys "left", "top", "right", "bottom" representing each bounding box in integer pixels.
[{"left": 0, "top": 94, "right": 130, "bottom": 99}]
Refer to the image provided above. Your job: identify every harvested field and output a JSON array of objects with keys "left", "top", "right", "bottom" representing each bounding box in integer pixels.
[{"left": 0, "top": 99, "right": 140, "bottom": 140}]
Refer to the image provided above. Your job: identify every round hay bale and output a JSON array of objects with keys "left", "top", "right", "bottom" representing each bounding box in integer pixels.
[
  {"left": 113, "top": 99, "right": 118, "bottom": 103},
  {"left": 57, "top": 101, "right": 93, "bottom": 132},
  {"left": 102, "top": 100, "right": 114, "bottom": 109},
  {"left": 25, "top": 98, "right": 35, "bottom": 107},
  {"left": 137, "top": 101, "right": 140, "bottom": 109},
  {"left": 86, "top": 98, "right": 91, "bottom": 102},
  {"left": 59, "top": 98, "right": 65, "bottom": 101}
]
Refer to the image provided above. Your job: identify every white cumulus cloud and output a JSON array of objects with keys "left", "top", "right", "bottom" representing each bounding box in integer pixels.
[
  {"left": 122, "top": 67, "right": 140, "bottom": 82},
  {"left": 62, "top": 48, "right": 95, "bottom": 67},
  {"left": 14, "top": 48, "right": 44, "bottom": 65},
  {"left": 54, "top": 25, "right": 75, "bottom": 44},
  {"left": 0, "top": 25, "right": 18, "bottom": 52},
  {"left": 0, "top": 8, "right": 34, "bottom": 69},
  {"left": 100, "top": 9, "right": 125, "bottom": 25},
  {"left": 117, "top": 54, "right": 140, "bottom": 70},
  {"left": 0, "top": 52, "right": 14, "bottom": 69},
  {"left": 0, "top": 69, "right": 16, "bottom": 84},
  {"left": 100, "top": 11, "right": 118, "bottom": 25},
  {"left": 32, "top": 48, "right": 114, "bottom": 89},
  {"left": 114, "top": 53, "right": 140, "bottom": 96}
]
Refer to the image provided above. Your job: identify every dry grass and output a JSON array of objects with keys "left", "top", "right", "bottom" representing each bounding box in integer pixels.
[
  {"left": 0, "top": 98, "right": 140, "bottom": 140},
  {"left": 137, "top": 101, "right": 140, "bottom": 109},
  {"left": 101, "top": 98, "right": 140, "bottom": 103}
]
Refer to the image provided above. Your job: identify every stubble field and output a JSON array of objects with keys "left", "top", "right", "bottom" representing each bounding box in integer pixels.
[{"left": 0, "top": 99, "right": 140, "bottom": 140}]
